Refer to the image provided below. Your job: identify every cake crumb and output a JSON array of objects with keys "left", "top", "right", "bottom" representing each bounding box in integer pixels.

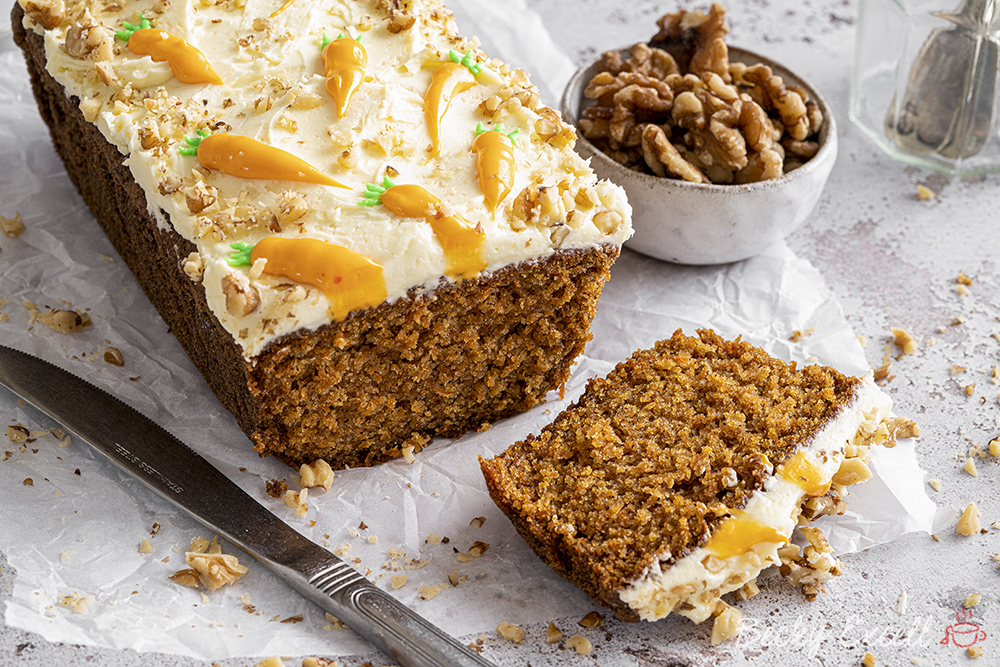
[
  {"left": 891, "top": 328, "right": 917, "bottom": 355},
  {"left": 545, "top": 622, "right": 562, "bottom": 644},
  {"left": 957, "top": 503, "right": 981, "bottom": 535},
  {"left": 968, "top": 646, "right": 983, "bottom": 659},
  {"left": 57, "top": 591, "right": 94, "bottom": 614},
  {"left": 916, "top": 185, "right": 935, "bottom": 201},
  {"left": 965, "top": 592, "right": 981, "bottom": 608},
  {"left": 0, "top": 212, "right": 25, "bottom": 238},
  {"left": 711, "top": 603, "right": 743, "bottom": 645},
  {"left": 863, "top": 652, "right": 876, "bottom": 667},
  {"left": 928, "top": 479, "right": 941, "bottom": 491},
  {"left": 566, "top": 634, "right": 594, "bottom": 654},
  {"left": 496, "top": 621, "right": 524, "bottom": 644},
  {"left": 965, "top": 458, "right": 979, "bottom": 477},
  {"left": 265, "top": 479, "right": 287, "bottom": 498}
]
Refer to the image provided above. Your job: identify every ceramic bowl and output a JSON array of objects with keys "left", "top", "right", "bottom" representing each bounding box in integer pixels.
[{"left": 560, "top": 46, "right": 837, "bottom": 265}]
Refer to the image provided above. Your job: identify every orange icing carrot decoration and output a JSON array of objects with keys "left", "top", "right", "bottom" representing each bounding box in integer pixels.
[
  {"left": 228, "top": 238, "right": 386, "bottom": 320},
  {"left": 424, "top": 62, "right": 476, "bottom": 156},
  {"left": 321, "top": 33, "right": 368, "bottom": 118},
  {"left": 360, "top": 177, "right": 486, "bottom": 279},
  {"left": 472, "top": 123, "right": 519, "bottom": 216},
  {"left": 116, "top": 16, "right": 223, "bottom": 86},
  {"left": 180, "top": 131, "right": 349, "bottom": 189}
]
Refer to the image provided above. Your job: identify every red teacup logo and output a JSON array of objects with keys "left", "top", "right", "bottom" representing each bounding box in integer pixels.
[{"left": 941, "top": 609, "right": 987, "bottom": 648}]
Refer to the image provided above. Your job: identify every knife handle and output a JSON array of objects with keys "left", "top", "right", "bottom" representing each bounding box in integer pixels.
[{"left": 281, "top": 559, "right": 497, "bottom": 667}]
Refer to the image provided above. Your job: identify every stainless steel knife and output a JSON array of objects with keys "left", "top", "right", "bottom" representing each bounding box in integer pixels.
[{"left": 0, "top": 344, "right": 495, "bottom": 667}]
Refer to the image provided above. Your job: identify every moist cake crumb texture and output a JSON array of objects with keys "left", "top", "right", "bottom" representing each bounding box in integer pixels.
[{"left": 481, "top": 328, "right": 884, "bottom": 622}]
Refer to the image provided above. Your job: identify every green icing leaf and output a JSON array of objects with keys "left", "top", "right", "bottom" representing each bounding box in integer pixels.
[
  {"left": 448, "top": 49, "right": 482, "bottom": 76},
  {"left": 116, "top": 14, "right": 152, "bottom": 42},
  {"left": 358, "top": 175, "right": 395, "bottom": 207},
  {"left": 227, "top": 242, "right": 255, "bottom": 267},
  {"left": 178, "top": 128, "right": 210, "bottom": 156},
  {"left": 475, "top": 122, "right": 519, "bottom": 144}
]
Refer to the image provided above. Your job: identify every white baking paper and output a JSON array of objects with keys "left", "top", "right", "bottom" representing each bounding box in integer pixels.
[{"left": 0, "top": 3, "right": 937, "bottom": 661}]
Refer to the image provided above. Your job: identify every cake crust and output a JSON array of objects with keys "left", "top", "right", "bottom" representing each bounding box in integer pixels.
[{"left": 14, "top": 3, "right": 620, "bottom": 467}]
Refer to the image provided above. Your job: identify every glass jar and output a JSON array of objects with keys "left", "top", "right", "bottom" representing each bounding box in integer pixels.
[{"left": 850, "top": 0, "right": 1000, "bottom": 175}]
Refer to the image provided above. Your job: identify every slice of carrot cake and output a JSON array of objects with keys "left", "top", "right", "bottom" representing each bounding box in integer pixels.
[{"left": 480, "top": 329, "right": 914, "bottom": 637}]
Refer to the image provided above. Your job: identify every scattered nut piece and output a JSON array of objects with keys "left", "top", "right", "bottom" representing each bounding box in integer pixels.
[
  {"left": 468, "top": 541, "right": 489, "bottom": 557},
  {"left": 103, "top": 347, "right": 124, "bottom": 366},
  {"left": 579, "top": 611, "right": 603, "bottom": 628},
  {"left": 254, "top": 657, "right": 286, "bottom": 667},
  {"left": 139, "top": 538, "right": 154, "bottom": 554},
  {"left": 916, "top": 184, "right": 935, "bottom": 200},
  {"left": 891, "top": 327, "right": 917, "bottom": 355},
  {"left": 566, "top": 634, "right": 594, "bottom": 654},
  {"left": 965, "top": 457, "right": 979, "bottom": 477},
  {"left": 989, "top": 437, "right": 1000, "bottom": 457},
  {"left": 545, "top": 622, "right": 562, "bottom": 644},
  {"left": 282, "top": 489, "right": 309, "bottom": 517},
  {"left": 496, "top": 621, "right": 524, "bottom": 644},
  {"left": 710, "top": 602, "right": 743, "bottom": 645},
  {"left": 957, "top": 272, "right": 973, "bottom": 286},
  {"left": 418, "top": 585, "right": 442, "bottom": 600},
  {"left": 299, "top": 459, "right": 334, "bottom": 491},
  {"left": 968, "top": 646, "right": 984, "bottom": 659},
  {"left": 58, "top": 591, "right": 94, "bottom": 614},
  {"left": 957, "top": 502, "right": 981, "bottom": 536},
  {"left": 0, "top": 212, "right": 25, "bottom": 238},
  {"left": 185, "top": 551, "right": 248, "bottom": 591},
  {"left": 36, "top": 308, "right": 92, "bottom": 334},
  {"left": 169, "top": 568, "right": 201, "bottom": 588},
  {"left": 469, "top": 517, "right": 486, "bottom": 528},
  {"left": 391, "top": 574, "right": 407, "bottom": 589},
  {"left": 928, "top": 478, "right": 942, "bottom": 491},
  {"left": 863, "top": 652, "right": 876, "bottom": 667},
  {"left": 7, "top": 424, "right": 29, "bottom": 443},
  {"left": 23, "top": 478, "right": 34, "bottom": 486},
  {"left": 965, "top": 593, "right": 981, "bottom": 608}
]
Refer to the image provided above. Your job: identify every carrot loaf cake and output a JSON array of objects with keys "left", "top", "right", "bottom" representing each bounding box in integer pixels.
[
  {"left": 481, "top": 329, "right": 914, "bottom": 636},
  {"left": 12, "top": 0, "right": 631, "bottom": 467}
]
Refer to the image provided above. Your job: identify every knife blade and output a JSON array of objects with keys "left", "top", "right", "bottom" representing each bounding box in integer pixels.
[{"left": 0, "top": 345, "right": 495, "bottom": 667}]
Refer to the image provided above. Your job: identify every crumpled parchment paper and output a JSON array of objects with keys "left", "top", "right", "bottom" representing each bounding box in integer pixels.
[{"left": 0, "top": 0, "right": 939, "bottom": 660}]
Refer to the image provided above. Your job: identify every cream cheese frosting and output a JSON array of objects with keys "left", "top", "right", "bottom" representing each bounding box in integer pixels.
[
  {"left": 618, "top": 372, "right": 893, "bottom": 623},
  {"left": 20, "top": 0, "right": 632, "bottom": 358}
]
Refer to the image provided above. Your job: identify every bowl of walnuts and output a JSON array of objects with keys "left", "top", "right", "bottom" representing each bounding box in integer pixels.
[{"left": 561, "top": 4, "right": 837, "bottom": 265}]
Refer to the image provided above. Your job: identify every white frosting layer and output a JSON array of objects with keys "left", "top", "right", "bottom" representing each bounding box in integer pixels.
[
  {"left": 22, "top": 0, "right": 631, "bottom": 358},
  {"left": 618, "top": 373, "right": 892, "bottom": 623}
]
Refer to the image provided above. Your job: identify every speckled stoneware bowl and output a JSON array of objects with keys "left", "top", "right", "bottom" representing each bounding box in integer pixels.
[{"left": 561, "top": 46, "right": 837, "bottom": 265}]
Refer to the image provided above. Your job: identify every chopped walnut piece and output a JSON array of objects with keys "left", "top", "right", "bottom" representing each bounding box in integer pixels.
[
  {"left": 957, "top": 502, "right": 981, "bottom": 536},
  {"left": 710, "top": 602, "right": 743, "bottom": 645},
  {"left": 23, "top": 0, "right": 65, "bottom": 29},
  {"left": 579, "top": 611, "right": 603, "bottom": 627},
  {"left": 468, "top": 541, "right": 489, "bottom": 557},
  {"left": 64, "top": 10, "right": 114, "bottom": 61},
  {"left": 989, "top": 437, "right": 1000, "bottom": 457},
  {"left": 469, "top": 517, "right": 486, "bottom": 528},
  {"left": 566, "top": 634, "right": 594, "bottom": 655},
  {"left": 58, "top": 591, "right": 95, "bottom": 614},
  {"left": 832, "top": 457, "right": 873, "bottom": 486},
  {"left": 965, "top": 592, "right": 982, "bottom": 608},
  {"left": 965, "top": 457, "right": 979, "bottom": 477},
  {"left": 957, "top": 271, "right": 973, "bottom": 286},
  {"left": 391, "top": 574, "right": 407, "bottom": 589},
  {"left": 7, "top": 424, "right": 29, "bottom": 443},
  {"left": 36, "top": 309, "right": 92, "bottom": 334},
  {"left": 418, "top": 584, "right": 442, "bottom": 600},
  {"left": 282, "top": 489, "right": 309, "bottom": 517},
  {"left": 968, "top": 646, "right": 984, "bottom": 659},
  {"left": 496, "top": 621, "right": 524, "bottom": 644},
  {"left": 299, "top": 459, "right": 334, "bottom": 491},
  {"left": 863, "top": 652, "right": 876, "bottom": 667},
  {"left": 0, "top": 212, "right": 25, "bottom": 238},
  {"left": 641, "top": 124, "right": 708, "bottom": 182},
  {"left": 890, "top": 327, "right": 918, "bottom": 355},
  {"left": 385, "top": 0, "right": 415, "bottom": 33},
  {"left": 103, "top": 347, "right": 124, "bottom": 366},
  {"left": 545, "top": 622, "right": 562, "bottom": 644},
  {"left": 222, "top": 273, "right": 261, "bottom": 317},
  {"left": 183, "top": 252, "right": 204, "bottom": 282},
  {"left": 185, "top": 551, "right": 248, "bottom": 591},
  {"left": 928, "top": 478, "right": 942, "bottom": 491}
]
